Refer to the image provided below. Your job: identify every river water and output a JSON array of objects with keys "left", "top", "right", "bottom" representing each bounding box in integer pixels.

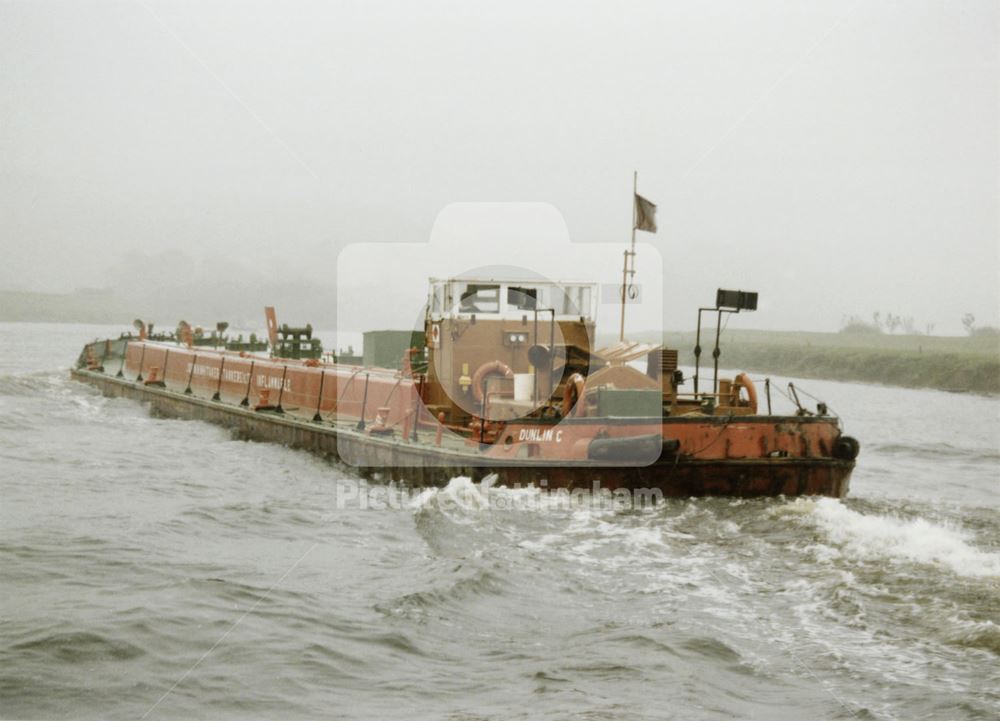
[{"left": 1, "top": 323, "right": 997, "bottom": 720}]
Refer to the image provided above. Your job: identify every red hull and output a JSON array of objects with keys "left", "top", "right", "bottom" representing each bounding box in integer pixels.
[{"left": 72, "top": 338, "right": 854, "bottom": 497}]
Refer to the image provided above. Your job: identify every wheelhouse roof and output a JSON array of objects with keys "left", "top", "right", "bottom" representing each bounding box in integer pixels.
[{"left": 428, "top": 276, "right": 597, "bottom": 286}]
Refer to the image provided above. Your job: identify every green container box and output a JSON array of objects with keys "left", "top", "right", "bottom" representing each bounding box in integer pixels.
[
  {"left": 595, "top": 388, "right": 662, "bottom": 417},
  {"left": 363, "top": 330, "right": 425, "bottom": 369}
]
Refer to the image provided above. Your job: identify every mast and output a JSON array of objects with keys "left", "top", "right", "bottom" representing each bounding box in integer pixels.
[{"left": 619, "top": 170, "right": 638, "bottom": 341}]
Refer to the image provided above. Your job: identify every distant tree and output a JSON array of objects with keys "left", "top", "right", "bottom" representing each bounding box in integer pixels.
[
  {"left": 843, "top": 311, "right": 934, "bottom": 336},
  {"left": 840, "top": 315, "right": 882, "bottom": 335},
  {"left": 972, "top": 325, "right": 1000, "bottom": 337},
  {"left": 962, "top": 313, "right": 976, "bottom": 336}
]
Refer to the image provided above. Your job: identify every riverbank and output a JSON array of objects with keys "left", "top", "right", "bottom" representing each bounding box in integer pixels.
[
  {"left": 660, "top": 330, "right": 1000, "bottom": 395},
  {"left": 3, "top": 309, "right": 996, "bottom": 394}
]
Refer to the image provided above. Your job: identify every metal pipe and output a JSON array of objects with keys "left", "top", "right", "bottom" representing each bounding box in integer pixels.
[
  {"left": 619, "top": 170, "right": 638, "bottom": 341},
  {"left": 185, "top": 353, "right": 197, "bottom": 394},
  {"left": 713, "top": 309, "right": 723, "bottom": 395},
  {"left": 241, "top": 361, "right": 255, "bottom": 406},
  {"left": 693, "top": 308, "right": 707, "bottom": 394},
  {"left": 116, "top": 340, "right": 127, "bottom": 378},
  {"left": 335, "top": 368, "right": 365, "bottom": 411},
  {"left": 788, "top": 382, "right": 805, "bottom": 414},
  {"left": 548, "top": 309, "right": 556, "bottom": 392},
  {"left": 765, "top": 378, "right": 772, "bottom": 415},
  {"left": 213, "top": 356, "right": 225, "bottom": 401},
  {"left": 533, "top": 310, "right": 539, "bottom": 405},
  {"left": 480, "top": 392, "right": 487, "bottom": 444},
  {"left": 356, "top": 373, "right": 370, "bottom": 431},
  {"left": 532, "top": 307, "right": 555, "bottom": 403},
  {"left": 618, "top": 249, "right": 630, "bottom": 342},
  {"left": 313, "top": 370, "right": 326, "bottom": 422},
  {"left": 275, "top": 365, "right": 288, "bottom": 413}
]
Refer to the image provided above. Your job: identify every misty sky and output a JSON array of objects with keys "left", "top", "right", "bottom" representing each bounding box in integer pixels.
[{"left": 1, "top": 0, "right": 997, "bottom": 334}]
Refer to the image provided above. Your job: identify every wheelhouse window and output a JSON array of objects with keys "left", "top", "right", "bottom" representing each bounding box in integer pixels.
[
  {"left": 551, "top": 284, "right": 593, "bottom": 317},
  {"left": 431, "top": 278, "right": 596, "bottom": 320},
  {"left": 459, "top": 283, "right": 500, "bottom": 313},
  {"left": 430, "top": 283, "right": 444, "bottom": 315},
  {"left": 506, "top": 286, "right": 537, "bottom": 311}
]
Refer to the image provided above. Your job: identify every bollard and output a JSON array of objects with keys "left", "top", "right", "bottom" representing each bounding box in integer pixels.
[{"left": 143, "top": 366, "right": 164, "bottom": 387}]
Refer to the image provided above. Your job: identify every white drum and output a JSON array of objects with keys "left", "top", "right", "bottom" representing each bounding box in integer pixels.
[{"left": 513, "top": 373, "right": 535, "bottom": 401}]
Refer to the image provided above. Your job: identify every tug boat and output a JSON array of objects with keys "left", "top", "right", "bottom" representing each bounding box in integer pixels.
[{"left": 72, "top": 277, "right": 859, "bottom": 497}]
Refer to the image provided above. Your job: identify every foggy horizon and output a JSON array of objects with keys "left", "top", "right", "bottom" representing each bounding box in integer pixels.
[{"left": 2, "top": 0, "right": 997, "bottom": 336}]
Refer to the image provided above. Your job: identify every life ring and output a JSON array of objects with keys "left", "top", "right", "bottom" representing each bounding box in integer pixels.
[
  {"left": 471, "top": 360, "right": 513, "bottom": 402},
  {"left": 562, "top": 373, "right": 586, "bottom": 417},
  {"left": 733, "top": 372, "right": 758, "bottom": 414}
]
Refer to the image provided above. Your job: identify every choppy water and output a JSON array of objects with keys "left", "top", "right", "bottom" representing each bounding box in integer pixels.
[{"left": 1, "top": 322, "right": 997, "bottom": 720}]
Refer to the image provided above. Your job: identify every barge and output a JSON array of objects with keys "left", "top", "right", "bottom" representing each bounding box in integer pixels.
[{"left": 72, "top": 275, "right": 858, "bottom": 497}]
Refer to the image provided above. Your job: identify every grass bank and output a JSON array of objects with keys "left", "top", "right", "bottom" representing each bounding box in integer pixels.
[{"left": 652, "top": 330, "right": 1000, "bottom": 395}]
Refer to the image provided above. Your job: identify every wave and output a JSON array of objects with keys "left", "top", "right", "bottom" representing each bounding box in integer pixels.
[
  {"left": 942, "top": 618, "right": 1000, "bottom": 655},
  {"left": 0, "top": 370, "right": 71, "bottom": 397},
  {"left": 375, "top": 565, "right": 506, "bottom": 621},
  {"left": 410, "top": 475, "right": 651, "bottom": 525},
  {"left": 409, "top": 476, "right": 493, "bottom": 523},
  {"left": 783, "top": 498, "right": 1000, "bottom": 579},
  {"left": 8, "top": 630, "right": 145, "bottom": 662},
  {"left": 869, "top": 441, "right": 1000, "bottom": 463}
]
